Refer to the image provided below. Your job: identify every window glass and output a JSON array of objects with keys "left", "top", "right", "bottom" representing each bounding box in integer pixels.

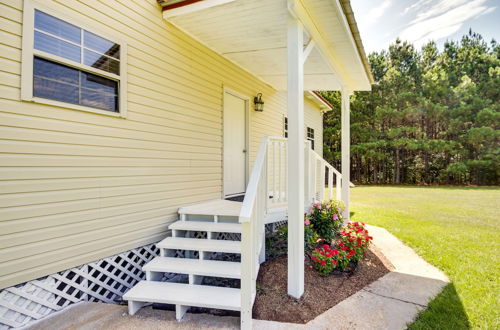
[
  {"left": 34, "top": 31, "right": 81, "bottom": 62},
  {"left": 84, "top": 31, "right": 120, "bottom": 59},
  {"left": 33, "top": 57, "right": 79, "bottom": 84},
  {"left": 81, "top": 71, "right": 118, "bottom": 111},
  {"left": 34, "top": 10, "right": 80, "bottom": 44},
  {"left": 83, "top": 49, "right": 119, "bottom": 75},
  {"left": 33, "top": 57, "right": 119, "bottom": 112},
  {"left": 81, "top": 89, "right": 118, "bottom": 112}
]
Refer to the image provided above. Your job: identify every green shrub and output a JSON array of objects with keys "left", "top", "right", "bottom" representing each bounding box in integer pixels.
[{"left": 306, "top": 200, "right": 344, "bottom": 242}]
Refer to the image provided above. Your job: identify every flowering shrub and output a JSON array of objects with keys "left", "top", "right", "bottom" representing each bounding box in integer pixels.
[
  {"left": 306, "top": 200, "right": 344, "bottom": 242},
  {"left": 311, "top": 244, "right": 339, "bottom": 275},
  {"left": 310, "top": 222, "right": 373, "bottom": 274},
  {"left": 339, "top": 222, "right": 373, "bottom": 262}
]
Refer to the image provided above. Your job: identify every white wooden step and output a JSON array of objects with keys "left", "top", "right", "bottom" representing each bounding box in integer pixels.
[
  {"left": 143, "top": 257, "right": 241, "bottom": 279},
  {"left": 123, "top": 281, "right": 240, "bottom": 316},
  {"left": 169, "top": 221, "right": 241, "bottom": 233},
  {"left": 178, "top": 199, "right": 242, "bottom": 217},
  {"left": 157, "top": 237, "right": 241, "bottom": 254}
]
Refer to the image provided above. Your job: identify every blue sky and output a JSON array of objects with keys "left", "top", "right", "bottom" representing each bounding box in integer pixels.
[{"left": 351, "top": 0, "right": 500, "bottom": 54}]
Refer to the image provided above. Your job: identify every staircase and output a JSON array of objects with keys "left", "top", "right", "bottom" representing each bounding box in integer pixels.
[
  {"left": 123, "top": 200, "right": 244, "bottom": 321},
  {"left": 123, "top": 137, "right": 346, "bottom": 328}
]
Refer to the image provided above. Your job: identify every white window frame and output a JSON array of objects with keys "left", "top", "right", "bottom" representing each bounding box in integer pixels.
[
  {"left": 21, "top": 0, "right": 128, "bottom": 118},
  {"left": 307, "top": 126, "right": 315, "bottom": 150}
]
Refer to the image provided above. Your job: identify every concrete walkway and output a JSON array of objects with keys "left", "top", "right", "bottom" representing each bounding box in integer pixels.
[{"left": 28, "top": 225, "right": 449, "bottom": 330}]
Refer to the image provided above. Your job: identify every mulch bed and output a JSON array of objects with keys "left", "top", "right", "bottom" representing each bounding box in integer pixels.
[{"left": 252, "top": 245, "right": 394, "bottom": 324}]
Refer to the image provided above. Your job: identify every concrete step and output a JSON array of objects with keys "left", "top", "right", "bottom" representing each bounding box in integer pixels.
[
  {"left": 157, "top": 237, "right": 241, "bottom": 254},
  {"left": 169, "top": 220, "right": 241, "bottom": 233},
  {"left": 123, "top": 281, "right": 241, "bottom": 320},
  {"left": 143, "top": 256, "right": 241, "bottom": 279}
]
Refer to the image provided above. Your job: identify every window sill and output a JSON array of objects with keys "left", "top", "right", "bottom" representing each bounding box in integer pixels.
[{"left": 24, "top": 97, "right": 126, "bottom": 118}]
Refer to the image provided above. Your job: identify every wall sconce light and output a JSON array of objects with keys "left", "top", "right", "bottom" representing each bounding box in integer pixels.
[{"left": 253, "top": 93, "right": 264, "bottom": 112}]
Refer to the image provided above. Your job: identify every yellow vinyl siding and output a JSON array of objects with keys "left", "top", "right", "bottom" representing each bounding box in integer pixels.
[
  {"left": 304, "top": 98, "right": 324, "bottom": 156},
  {"left": 0, "top": 0, "right": 325, "bottom": 289}
]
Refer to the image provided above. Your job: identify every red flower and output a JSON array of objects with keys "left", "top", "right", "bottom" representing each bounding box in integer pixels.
[
  {"left": 332, "top": 260, "right": 338, "bottom": 265},
  {"left": 323, "top": 244, "right": 330, "bottom": 250},
  {"left": 332, "top": 249, "right": 339, "bottom": 256},
  {"left": 321, "top": 260, "right": 326, "bottom": 266}
]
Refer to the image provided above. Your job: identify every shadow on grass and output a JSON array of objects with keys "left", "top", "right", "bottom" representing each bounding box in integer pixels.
[{"left": 409, "top": 283, "right": 470, "bottom": 329}]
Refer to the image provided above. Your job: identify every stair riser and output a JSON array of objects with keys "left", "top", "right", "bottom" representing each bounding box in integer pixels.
[
  {"left": 181, "top": 214, "right": 239, "bottom": 223},
  {"left": 146, "top": 269, "right": 241, "bottom": 280},
  {"left": 160, "top": 247, "right": 240, "bottom": 256},
  {"left": 171, "top": 229, "right": 241, "bottom": 240}
]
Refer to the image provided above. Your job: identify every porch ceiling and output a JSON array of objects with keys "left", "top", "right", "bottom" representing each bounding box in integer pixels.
[{"left": 161, "top": 0, "right": 372, "bottom": 91}]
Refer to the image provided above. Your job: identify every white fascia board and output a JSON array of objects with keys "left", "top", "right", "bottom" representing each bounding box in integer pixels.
[
  {"left": 163, "top": 0, "right": 236, "bottom": 19},
  {"left": 305, "top": 91, "right": 332, "bottom": 111}
]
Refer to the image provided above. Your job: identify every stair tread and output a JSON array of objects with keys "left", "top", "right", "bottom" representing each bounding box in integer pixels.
[
  {"left": 157, "top": 237, "right": 241, "bottom": 253},
  {"left": 178, "top": 199, "right": 242, "bottom": 217},
  {"left": 169, "top": 221, "right": 241, "bottom": 233},
  {"left": 123, "top": 281, "right": 240, "bottom": 311},
  {"left": 144, "top": 256, "right": 241, "bottom": 278}
]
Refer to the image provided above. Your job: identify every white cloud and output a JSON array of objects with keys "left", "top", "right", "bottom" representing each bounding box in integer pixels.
[
  {"left": 399, "top": 0, "right": 495, "bottom": 47},
  {"left": 411, "top": 0, "right": 469, "bottom": 24},
  {"left": 364, "top": 0, "right": 392, "bottom": 26},
  {"left": 402, "top": 0, "right": 433, "bottom": 15}
]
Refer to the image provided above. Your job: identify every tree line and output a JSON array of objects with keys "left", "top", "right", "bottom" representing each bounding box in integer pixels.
[{"left": 320, "top": 31, "right": 499, "bottom": 185}]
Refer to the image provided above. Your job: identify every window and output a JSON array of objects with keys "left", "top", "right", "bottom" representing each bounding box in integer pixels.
[
  {"left": 284, "top": 116, "right": 288, "bottom": 138},
  {"left": 307, "top": 127, "right": 315, "bottom": 150},
  {"left": 22, "top": 2, "right": 127, "bottom": 116}
]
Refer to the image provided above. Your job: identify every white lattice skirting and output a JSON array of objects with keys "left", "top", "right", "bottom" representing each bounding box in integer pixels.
[{"left": 0, "top": 244, "right": 159, "bottom": 329}]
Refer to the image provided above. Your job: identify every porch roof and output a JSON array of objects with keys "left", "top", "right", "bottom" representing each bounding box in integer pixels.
[{"left": 158, "top": 0, "right": 373, "bottom": 92}]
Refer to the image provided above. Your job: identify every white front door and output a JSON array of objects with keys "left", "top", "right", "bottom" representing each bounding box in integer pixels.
[{"left": 223, "top": 91, "right": 247, "bottom": 196}]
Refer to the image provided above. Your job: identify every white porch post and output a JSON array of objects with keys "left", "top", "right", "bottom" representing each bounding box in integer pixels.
[
  {"left": 287, "top": 18, "right": 304, "bottom": 298},
  {"left": 341, "top": 89, "right": 351, "bottom": 220}
]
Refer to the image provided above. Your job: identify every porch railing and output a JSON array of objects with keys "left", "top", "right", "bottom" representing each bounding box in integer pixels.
[{"left": 239, "top": 136, "right": 345, "bottom": 329}]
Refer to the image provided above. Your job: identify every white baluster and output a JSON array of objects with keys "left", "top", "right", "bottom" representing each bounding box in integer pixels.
[
  {"left": 320, "top": 161, "right": 326, "bottom": 202},
  {"left": 328, "top": 167, "right": 333, "bottom": 200}
]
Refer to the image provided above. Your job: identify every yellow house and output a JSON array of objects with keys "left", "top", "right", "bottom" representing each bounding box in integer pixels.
[{"left": 0, "top": 0, "right": 372, "bottom": 328}]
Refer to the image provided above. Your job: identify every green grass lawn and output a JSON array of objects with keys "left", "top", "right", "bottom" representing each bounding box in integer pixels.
[{"left": 350, "top": 186, "right": 499, "bottom": 329}]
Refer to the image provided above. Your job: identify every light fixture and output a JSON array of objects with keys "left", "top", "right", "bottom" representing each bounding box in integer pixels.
[{"left": 253, "top": 93, "right": 264, "bottom": 112}]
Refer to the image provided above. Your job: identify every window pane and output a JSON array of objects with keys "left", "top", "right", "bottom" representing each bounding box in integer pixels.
[
  {"left": 34, "top": 57, "right": 79, "bottom": 85},
  {"left": 81, "top": 71, "right": 118, "bottom": 112},
  {"left": 33, "top": 58, "right": 119, "bottom": 112},
  {"left": 34, "top": 77, "right": 79, "bottom": 104},
  {"left": 81, "top": 71, "right": 118, "bottom": 95},
  {"left": 35, "top": 10, "right": 80, "bottom": 44},
  {"left": 81, "top": 89, "right": 118, "bottom": 112},
  {"left": 84, "top": 31, "right": 120, "bottom": 59},
  {"left": 83, "top": 49, "right": 119, "bottom": 75},
  {"left": 35, "top": 31, "right": 81, "bottom": 63}
]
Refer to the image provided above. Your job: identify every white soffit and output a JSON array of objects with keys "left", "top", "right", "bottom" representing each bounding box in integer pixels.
[{"left": 165, "top": 0, "right": 370, "bottom": 91}]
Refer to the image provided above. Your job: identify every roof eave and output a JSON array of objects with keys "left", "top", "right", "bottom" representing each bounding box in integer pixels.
[{"left": 338, "top": 0, "right": 374, "bottom": 84}]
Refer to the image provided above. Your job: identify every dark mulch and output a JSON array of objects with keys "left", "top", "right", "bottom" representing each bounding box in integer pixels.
[{"left": 252, "top": 245, "right": 394, "bottom": 324}]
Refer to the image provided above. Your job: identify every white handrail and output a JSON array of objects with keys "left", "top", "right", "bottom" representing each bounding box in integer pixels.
[{"left": 239, "top": 137, "right": 268, "bottom": 330}]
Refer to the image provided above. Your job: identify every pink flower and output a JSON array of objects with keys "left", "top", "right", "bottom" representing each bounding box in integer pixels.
[
  {"left": 332, "top": 214, "right": 338, "bottom": 221},
  {"left": 304, "top": 219, "right": 310, "bottom": 226}
]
